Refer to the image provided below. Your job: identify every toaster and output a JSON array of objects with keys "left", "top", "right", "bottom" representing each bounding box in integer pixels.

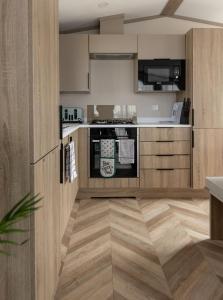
[{"left": 62, "top": 107, "right": 84, "bottom": 123}]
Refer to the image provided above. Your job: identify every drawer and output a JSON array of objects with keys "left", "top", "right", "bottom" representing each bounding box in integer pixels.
[
  {"left": 140, "top": 155, "right": 190, "bottom": 169},
  {"left": 140, "top": 169, "right": 190, "bottom": 188},
  {"left": 140, "top": 141, "right": 190, "bottom": 155},
  {"left": 140, "top": 127, "right": 191, "bottom": 142}
]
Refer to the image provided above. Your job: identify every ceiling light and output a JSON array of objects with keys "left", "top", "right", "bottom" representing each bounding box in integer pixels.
[{"left": 98, "top": 1, "right": 109, "bottom": 8}]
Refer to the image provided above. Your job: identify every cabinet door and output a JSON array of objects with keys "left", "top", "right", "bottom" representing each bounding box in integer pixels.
[
  {"left": 60, "top": 34, "right": 90, "bottom": 93},
  {"left": 60, "top": 130, "right": 79, "bottom": 239},
  {"left": 193, "top": 129, "right": 223, "bottom": 188},
  {"left": 191, "top": 29, "right": 223, "bottom": 128},
  {"left": 32, "top": 147, "right": 61, "bottom": 300},
  {"left": 31, "top": 0, "right": 59, "bottom": 163},
  {"left": 138, "top": 35, "right": 185, "bottom": 59},
  {"left": 89, "top": 34, "right": 137, "bottom": 53}
]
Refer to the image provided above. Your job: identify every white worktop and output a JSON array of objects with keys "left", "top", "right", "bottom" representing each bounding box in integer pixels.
[
  {"left": 206, "top": 177, "right": 223, "bottom": 203},
  {"left": 62, "top": 121, "right": 191, "bottom": 139}
]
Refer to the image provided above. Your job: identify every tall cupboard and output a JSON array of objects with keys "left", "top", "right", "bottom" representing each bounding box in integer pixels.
[{"left": 186, "top": 29, "right": 223, "bottom": 188}]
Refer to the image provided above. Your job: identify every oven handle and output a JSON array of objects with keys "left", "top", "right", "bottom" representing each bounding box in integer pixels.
[{"left": 92, "top": 139, "right": 120, "bottom": 143}]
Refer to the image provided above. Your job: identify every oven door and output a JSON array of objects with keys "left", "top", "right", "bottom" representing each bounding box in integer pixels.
[
  {"left": 143, "top": 66, "right": 171, "bottom": 86},
  {"left": 89, "top": 128, "right": 139, "bottom": 178}
]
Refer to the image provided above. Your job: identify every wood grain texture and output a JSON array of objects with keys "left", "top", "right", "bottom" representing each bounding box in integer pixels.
[
  {"left": 140, "top": 155, "right": 190, "bottom": 169},
  {"left": 138, "top": 34, "right": 185, "bottom": 59},
  {"left": 55, "top": 197, "right": 223, "bottom": 299},
  {"left": 0, "top": 0, "right": 31, "bottom": 299},
  {"left": 210, "top": 195, "right": 223, "bottom": 240},
  {"left": 161, "top": 0, "right": 184, "bottom": 16},
  {"left": 140, "top": 127, "right": 191, "bottom": 142},
  {"left": 192, "top": 129, "right": 223, "bottom": 188},
  {"left": 140, "top": 169, "right": 190, "bottom": 188},
  {"left": 60, "top": 130, "right": 79, "bottom": 241},
  {"left": 31, "top": 147, "right": 61, "bottom": 300},
  {"left": 140, "top": 141, "right": 190, "bottom": 155},
  {"left": 188, "top": 29, "right": 223, "bottom": 129},
  {"left": 60, "top": 34, "right": 90, "bottom": 92},
  {"left": 30, "top": 0, "right": 59, "bottom": 162}
]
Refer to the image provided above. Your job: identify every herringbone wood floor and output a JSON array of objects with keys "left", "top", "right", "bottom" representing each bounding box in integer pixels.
[{"left": 55, "top": 198, "right": 223, "bottom": 300}]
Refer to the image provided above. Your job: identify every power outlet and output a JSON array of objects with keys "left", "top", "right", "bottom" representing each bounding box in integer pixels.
[{"left": 152, "top": 104, "right": 159, "bottom": 111}]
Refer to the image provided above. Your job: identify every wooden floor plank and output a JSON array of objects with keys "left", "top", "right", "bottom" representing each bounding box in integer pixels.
[{"left": 55, "top": 197, "right": 223, "bottom": 300}]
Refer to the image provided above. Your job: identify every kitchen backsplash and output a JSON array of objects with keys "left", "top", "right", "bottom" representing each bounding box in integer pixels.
[{"left": 60, "top": 60, "right": 176, "bottom": 118}]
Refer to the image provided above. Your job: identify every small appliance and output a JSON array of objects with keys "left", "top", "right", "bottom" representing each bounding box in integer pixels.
[
  {"left": 62, "top": 107, "right": 84, "bottom": 123},
  {"left": 138, "top": 59, "right": 185, "bottom": 92}
]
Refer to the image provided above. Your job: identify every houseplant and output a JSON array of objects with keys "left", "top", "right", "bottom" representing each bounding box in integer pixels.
[{"left": 0, "top": 193, "right": 42, "bottom": 255}]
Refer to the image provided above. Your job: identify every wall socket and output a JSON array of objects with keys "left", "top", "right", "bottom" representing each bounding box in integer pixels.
[{"left": 152, "top": 104, "right": 159, "bottom": 111}]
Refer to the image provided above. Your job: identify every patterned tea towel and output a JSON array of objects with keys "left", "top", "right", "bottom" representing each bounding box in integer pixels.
[
  {"left": 119, "top": 139, "right": 135, "bottom": 164},
  {"left": 100, "top": 139, "right": 115, "bottom": 158},
  {"left": 65, "top": 141, "right": 77, "bottom": 182},
  {"left": 100, "top": 158, "right": 115, "bottom": 177},
  {"left": 100, "top": 139, "right": 115, "bottom": 177}
]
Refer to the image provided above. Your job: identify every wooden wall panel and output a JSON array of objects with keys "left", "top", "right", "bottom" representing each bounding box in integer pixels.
[
  {"left": 0, "top": 0, "right": 31, "bottom": 299},
  {"left": 32, "top": 147, "right": 61, "bottom": 300},
  {"left": 30, "top": 0, "right": 59, "bottom": 163}
]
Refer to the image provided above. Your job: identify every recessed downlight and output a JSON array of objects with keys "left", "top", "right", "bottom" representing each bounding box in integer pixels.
[{"left": 98, "top": 1, "right": 109, "bottom": 8}]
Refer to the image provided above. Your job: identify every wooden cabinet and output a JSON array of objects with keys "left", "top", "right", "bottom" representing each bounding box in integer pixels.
[
  {"left": 186, "top": 29, "right": 223, "bottom": 188},
  {"left": 89, "top": 34, "right": 137, "bottom": 54},
  {"left": 187, "top": 29, "right": 223, "bottom": 129},
  {"left": 60, "top": 34, "right": 90, "bottom": 93},
  {"left": 192, "top": 129, "right": 223, "bottom": 188},
  {"left": 60, "top": 130, "right": 79, "bottom": 240},
  {"left": 139, "top": 127, "right": 191, "bottom": 188},
  {"left": 31, "top": 0, "right": 59, "bottom": 163},
  {"left": 138, "top": 34, "right": 185, "bottom": 59},
  {"left": 32, "top": 147, "right": 61, "bottom": 300}
]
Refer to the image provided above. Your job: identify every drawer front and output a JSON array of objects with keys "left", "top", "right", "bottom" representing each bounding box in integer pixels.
[
  {"left": 140, "top": 155, "right": 190, "bottom": 169},
  {"left": 140, "top": 169, "right": 190, "bottom": 188},
  {"left": 140, "top": 141, "right": 190, "bottom": 155},
  {"left": 140, "top": 128, "right": 191, "bottom": 142}
]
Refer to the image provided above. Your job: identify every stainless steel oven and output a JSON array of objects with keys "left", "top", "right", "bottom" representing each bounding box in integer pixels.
[{"left": 89, "top": 127, "right": 139, "bottom": 178}]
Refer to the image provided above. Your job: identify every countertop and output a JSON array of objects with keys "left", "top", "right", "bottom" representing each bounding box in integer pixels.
[
  {"left": 206, "top": 177, "right": 223, "bottom": 203},
  {"left": 62, "top": 122, "right": 191, "bottom": 139}
]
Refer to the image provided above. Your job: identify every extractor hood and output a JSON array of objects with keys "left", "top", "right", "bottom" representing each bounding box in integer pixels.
[{"left": 90, "top": 14, "right": 136, "bottom": 60}]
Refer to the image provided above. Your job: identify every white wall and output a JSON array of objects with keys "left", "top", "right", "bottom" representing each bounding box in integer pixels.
[{"left": 60, "top": 17, "right": 218, "bottom": 118}]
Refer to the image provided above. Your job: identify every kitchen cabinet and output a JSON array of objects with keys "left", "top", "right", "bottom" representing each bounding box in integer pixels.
[
  {"left": 60, "top": 34, "right": 90, "bottom": 93},
  {"left": 192, "top": 129, "right": 223, "bottom": 188},
  {"left": 186, "top": 29, "right": 223, "bottom": 188},
  {"left": 60, "top": 130, "right": 79, "bottom": 240},
  {"left": 138, "top": 34, "right": 185, "bottom": 59},
  {"left": 187, "top": 29, "right": 223, "bottom": 129},
  {"left": 89, "top": 34, "right": 137, "bottom": 54},
  {"left": 32, "top": 147, "right": 61, "bottom": 300},
  {"left": 31, "top": 0, "right": 59, "bottom": 163},
  {"left": 139, "top": 127, "right": 191, "bottom": 188}
]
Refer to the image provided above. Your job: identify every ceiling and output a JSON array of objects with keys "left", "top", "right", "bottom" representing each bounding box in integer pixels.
[{"left": 59, "top": 0, "right": 223, "bottom": 32}]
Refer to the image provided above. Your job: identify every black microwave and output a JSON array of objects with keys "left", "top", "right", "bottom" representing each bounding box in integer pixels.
[{"left": 138, "top": 59, "right": 185, "bottom": 92}]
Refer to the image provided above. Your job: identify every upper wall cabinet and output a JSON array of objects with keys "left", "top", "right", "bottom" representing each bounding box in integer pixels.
[
  {"left": 89, "top": 34, "right": 137, "bottom": 54},
  {"left": 60, "top": 34, "right": 90, "bottom": 93},
  {"left": 138, "top": 35, "right": 185, "bottom": 59}
]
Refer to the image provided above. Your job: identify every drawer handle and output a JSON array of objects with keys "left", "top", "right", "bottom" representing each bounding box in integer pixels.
[
  {"left": 156, "top": 154, "right": 175, "bottom": 157},
  {"left": 156, "top": 140, "right": 174, "bottom": 143},
  {"left": 156, "top": 168, "right": 174, "bottom": 171}
]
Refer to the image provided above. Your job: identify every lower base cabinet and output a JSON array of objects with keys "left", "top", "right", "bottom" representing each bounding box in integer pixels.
[
  {"left": 32, "top": 147, "right": 61, "bottom": 300},
  {"left": 140, "top": 169, "right": 191, "bottom": 188}
]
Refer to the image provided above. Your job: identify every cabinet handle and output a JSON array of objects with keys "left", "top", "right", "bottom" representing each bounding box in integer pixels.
[
  {"left": 192, "top": 130, "right": 194, "bottom": 148},
  {"left": 87, "top": 72, "right": 90, "bottom": 90},
  {"left": 60, "top": 143, "right": 64, "bottom": 184},
  {"left": 156, "top": 140, "right": 174, "bottom": 143},
  {"left": 156, "top": 154, "right": 175, "bottom": 157},
  {"left": 156, "top": 168, "right": 174, "bottom": 171},
  {"left": 192, "top": 108, "right": 194, "bottom": 126}
]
